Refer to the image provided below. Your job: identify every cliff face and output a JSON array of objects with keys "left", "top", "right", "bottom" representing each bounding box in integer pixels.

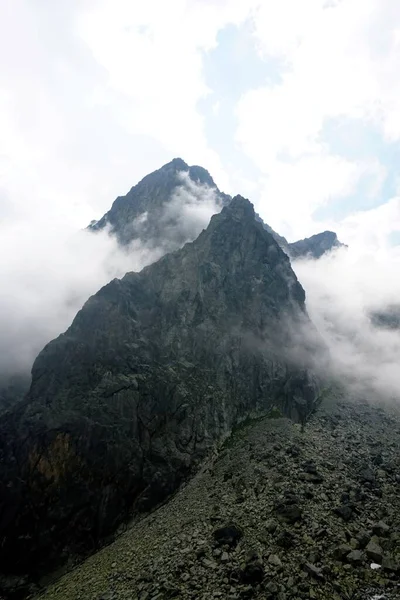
[{"left": 0, "top": 197, "right": 322, "bottom": 584}]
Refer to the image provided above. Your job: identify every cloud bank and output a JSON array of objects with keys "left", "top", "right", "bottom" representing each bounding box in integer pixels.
[{"left": 295, "top": 243, "right": 400, "bottom": 400}]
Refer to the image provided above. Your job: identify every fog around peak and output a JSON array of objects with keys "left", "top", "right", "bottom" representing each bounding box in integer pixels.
[{"left": 294, "top": 244, "right": 400, "bottom": 400}]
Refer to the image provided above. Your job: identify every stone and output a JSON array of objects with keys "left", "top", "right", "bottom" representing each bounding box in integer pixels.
[
  {"left": 382, "top": 556, "right": 399, "bottom": 573},
  {"left": 221, "top": 552, "right": 229, "bottom": 562},
  {"left": 268, "top": 554, "right": 282, "bottom": 568},
  {"left": 365, "top": 540, "right": 383, "bottom": 564},
  {"left": 275, "top": 503, "right": 302, "bottom": 524},
  {"left": 359, "top": 468, "right": 375, "bottom": 484},
  {"left": 213, "top": 524, "right": 243, "bottom": 548},
  {"left": 265, "top": 581, "right": 279, "bottom": 594},
  {"left": 356, "top": 530, "right": 370, "bottom": 549},
  {"left": 265, "top": 519, "right": 278, "bottom": 534},
  {"left": 334, "top": 505, "right": 353, "bottom": 522},
  {"left": 276, "top": 530, "right": 295, "bottom": 549},
  {"left": 303, "top": 563, "right": 324, "bottom": 581},
  {"left": 334, "top": 544, "right": 352, "bottom": 561},
  {"left": 372, "top": 521, "right": 390, "bottom": 536},
  {"left": 241, "top": 561, "right": 265, "bottom": 584},
  {"left": 346, "top": 550, "right": 363, "bottom": 565}
]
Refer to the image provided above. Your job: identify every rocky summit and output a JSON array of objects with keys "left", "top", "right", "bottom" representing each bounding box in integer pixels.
[
  {"left": 88, "top": 158, "right": 231, "bottom": 250},
  {"left": 0, "top": 196, "right": 322, "bottom": 596}
]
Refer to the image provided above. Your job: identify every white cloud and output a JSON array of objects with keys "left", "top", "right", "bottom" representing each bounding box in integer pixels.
[
  {"left": 255, "top": 155, "right": 369, "bottom": 240},
  {"left": 236, "top": 0, "right": 400, "bottom": 235},
  {"left": 295, "top": 241, "right": 400, "bottom": 399}
]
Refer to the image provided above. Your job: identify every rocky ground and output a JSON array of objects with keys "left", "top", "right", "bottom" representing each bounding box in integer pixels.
[{"left": 36, "top": 392, "right": 400, "bottom": 600}]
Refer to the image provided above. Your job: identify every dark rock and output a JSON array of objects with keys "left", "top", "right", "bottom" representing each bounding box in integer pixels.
[
  {"left": 303, "top": 473, "right": 324, "bottom": 484},
  {"left": 359, "top": 468, "right": 375, "bottom": 484},
  {"left": 334, "top": 544, "right": 352, "bottom": 561},
  {"left": 275, "top": 503, "right": 303, "bottom": 524},
  {"left": 382, "top": 556, "right": 399, "bottom": 573},
  {"left": 346, "top": 550, "right": 363, "bottom": 565},
  {"left": 213, "top": 524, "right": 243, "bottom": 548},
  {"left": 303, "top": 563, "right": 324, "bottom": 581},
  {"left": 372, "top": 521, "right": 390, "bottom": 536},
  {"left": 334, "top": 505, "right": 353, "bottom": 522},
  {"left": 241, "top": 561, "right": 265, "bottom": 584},
  {"left": 302, "top": 461, "right": 318, "bottom": 474},
  {"left": 356, "top": 530, "right": 371, "bottom": 549},
  {"left": 365, "top": 540, "right": 383, "bottom": 563},
  {"left": 265, "top": 519, "right": 278, "bottom": 534},
  {"left": 276, "top": 530, "right": 295, "bottom": 549},
  {"left": 265, "top": 580, "right": 279, "bottom": 594}
]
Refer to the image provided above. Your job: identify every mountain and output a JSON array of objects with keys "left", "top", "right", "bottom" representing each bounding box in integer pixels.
[
  {"left": 370, "top": 305, "right": 400, "bottom": 330},
  {"left": 257, "top": 218, "right": 345, "bottom": 260},
  {"left": 89, "top": 158, "right": 344, "bottom": 260},
  {"left": 288, "top": 231, "right": 345, "bottom": 260},
  {"left": 0, "top": 196, "right": 323, "bottom": 592},
  {"left": 89, "top": 157, "right": 231, "bottom": 250}
]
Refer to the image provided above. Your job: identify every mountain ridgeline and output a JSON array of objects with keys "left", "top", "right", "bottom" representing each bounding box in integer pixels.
[
  {"left": 89, "top": 158, "right": 344, "bottom": 260},
  {"left": 0, "top": 195, "right": 325, "bottom": 590}
]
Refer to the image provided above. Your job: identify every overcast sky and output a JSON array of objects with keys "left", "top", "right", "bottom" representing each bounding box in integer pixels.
[{"left": 1, "top": 0, "right": 400, "bottom": 247}]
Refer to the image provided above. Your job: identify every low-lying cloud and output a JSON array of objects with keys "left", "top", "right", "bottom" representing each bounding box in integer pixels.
[{"left": 294, "top": 245, "right": 400, "bottom": 400}]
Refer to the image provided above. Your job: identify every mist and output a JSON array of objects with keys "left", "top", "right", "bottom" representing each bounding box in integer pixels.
[
  {"left": 0, "top": 175, "right": 222, "bottom": 382},
  {"left": 294, "top": 245, "right": 400, "bottom": 400}
]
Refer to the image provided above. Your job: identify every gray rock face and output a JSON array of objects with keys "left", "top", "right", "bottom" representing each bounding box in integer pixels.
[
  {"left": 370, "top": 305, "right": 400, "bottom": 330},
  {"left": 288, "top": 231, "right": 345, "bottom": 259},
  {"left": 255, "top": 215, "right": 344, "bottom": 260},
  {"left": 0, "top": 196, "right": 321, "bottom": 582},
  {"left": 89, "top": 157, "right": 230, "bottom": 249}
]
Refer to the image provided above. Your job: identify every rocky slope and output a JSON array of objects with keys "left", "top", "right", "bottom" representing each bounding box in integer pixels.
[
  {"left": 0, "top": 197, "right": 323, "bottom": 596},
  {"left": 37, "top": 392, "right": 400, "bottom": 600}
]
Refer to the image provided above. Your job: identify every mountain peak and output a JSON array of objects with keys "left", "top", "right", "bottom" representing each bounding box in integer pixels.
[
  {"left": 224, "top": 195, "right": 255, "bottom": 221},
  {"left": 89, "top": 158, "right": 228, "bottom": 248},
  {"left": 165, "top": 157, "right": 189, "bottom": 170},
  {"left": 288, "top": 229, "right": 345, "bottom": 259}
]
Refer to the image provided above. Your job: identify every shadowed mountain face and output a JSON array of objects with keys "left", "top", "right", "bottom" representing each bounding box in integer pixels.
[{"left": 0, "top": 197, "right": 322, "bottom": 586}]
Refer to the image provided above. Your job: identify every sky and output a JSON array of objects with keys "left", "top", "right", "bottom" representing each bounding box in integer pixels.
[
  {"left": 1, "top": 0, "right": 400, "bottom": 391},
  {"left": 1, "top": 0, "right": 400, "bottom": 245}
]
